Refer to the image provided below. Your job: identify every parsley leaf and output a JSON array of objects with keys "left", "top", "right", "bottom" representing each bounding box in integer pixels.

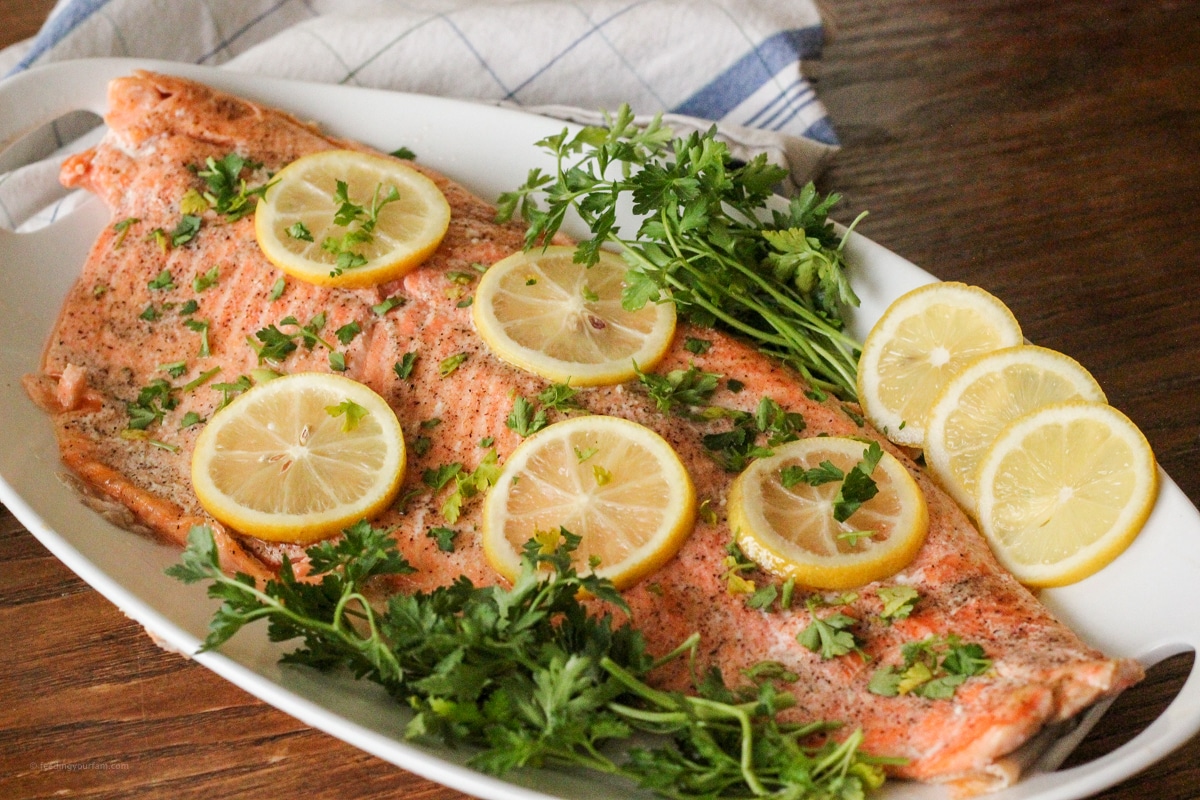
[
  {"left": 322, "top": 180, "right": 401, "bottom": 276},
  {"left": 426, "top": 526, "right": 458, "bottom": 553},
  {"left": 798, "top": 597, "right": 863, "bottom": 660},
  {"left": 537, "top": 382, "right": 583, "bottom": 412},
  {"left": 192, "top": 266, "right": 220, "bottom": 292},
  {"left": 372, "top": 295, "right": 406, "bottom": 315},
  {"left": 394, "top": 351, "right": 418, "bottom": 380},
  {"left": 148, "top": 269, "right": 175, "bottom": 291},
  {"left": 702, "top": 397, "right": 805, "bottom": 472},
  {"left": 183, "top": 318, "right": 211, "bottom": 358},
  {"left": 287, "top": 221, "right": 314, "bottom": 241},
  {"left": 833, "top": 440, "right": 883, "bottom": 522},
  {"left": 438, "top": 352, "right": 468, "bottom": 377},
  {"left": 112, "top": 217, "right": 138, "bottom": 249},
  {"left": 506, "top": 395, "right": 548, "bottom": 437},
  {"left": 440, "top": 449, "right": 501, "bottom": 523},
  {"left": 877, "top": 586, "right": 920, "bottom": 622},
  {"left": 171, "top": 214, "right": 202, "bottom": 247},
  {"left": 335, "top": 320, "right": 362, "bottom": 345},
  {"left": 325, "top": 399, "right": 369, "bottom": 432}
]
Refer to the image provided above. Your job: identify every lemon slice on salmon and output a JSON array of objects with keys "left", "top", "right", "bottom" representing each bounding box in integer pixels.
[
  {"left": 481, "top": 415, "right": 695, "bottom": 589},
  {"left": 924, "top": 345, "right": 1107, "bottom": 515},
  {"left": 472, "top": 246, "right": 676, "bottom": 385},
  {"left": 191, "top": 372, "right": 406, "bottom": 543},
  {"left": 857, "top": 282, "right": 1024, "bottom": 446},
  {"left": 975, "top": 401, "right": 1157, "bottom": 587},
  {"left": 728, "top": 437, "right": 928, "bottom": 590},
  {"left": 255, "top": 149, "right": 451, "bottom": 288}
]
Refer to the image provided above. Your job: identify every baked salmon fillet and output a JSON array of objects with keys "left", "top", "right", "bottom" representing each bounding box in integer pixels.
[{"left": 25, "top": 71, "right": 1143, "bottom": 795}]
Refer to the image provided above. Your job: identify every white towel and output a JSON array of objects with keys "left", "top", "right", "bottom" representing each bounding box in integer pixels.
[{"left": 1, "top": 0, "right": 839, "bottom": 230}]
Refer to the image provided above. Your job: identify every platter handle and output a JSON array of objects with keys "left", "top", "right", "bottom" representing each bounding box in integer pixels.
[{"left": 1025, "top": 468, "right": 1200, "bottom": 797}]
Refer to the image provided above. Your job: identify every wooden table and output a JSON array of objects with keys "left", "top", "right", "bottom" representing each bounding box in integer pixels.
[{"left": 2, "top": 1, "right": 1198, "bottom": 798}]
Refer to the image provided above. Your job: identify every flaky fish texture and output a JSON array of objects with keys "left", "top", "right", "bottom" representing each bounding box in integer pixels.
[{"left": 27, "top": 71, "right": 1143, "bottom": 795}]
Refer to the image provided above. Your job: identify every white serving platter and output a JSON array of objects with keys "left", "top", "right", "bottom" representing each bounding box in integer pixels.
[{"left": 1, "top": 58, "right": 1198, "bottom": 800}]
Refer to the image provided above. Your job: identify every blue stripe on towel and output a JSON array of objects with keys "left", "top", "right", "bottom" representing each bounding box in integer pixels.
[
  {"left": 670, "top": 25, "right": 823, "bottom": 121},
  {"left": 802, "top": 117, "right": 838, "bottom": 146},
  {"left": 8, "top": 0, "right": 115, "bottom": 75},
  {"left": 197, "top": 0, "right": 300, "bottom": 64}
]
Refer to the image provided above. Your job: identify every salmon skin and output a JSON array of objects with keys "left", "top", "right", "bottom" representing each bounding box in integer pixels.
[{"left": 27, "top": 71, "right": 1143, "bottom": 795}]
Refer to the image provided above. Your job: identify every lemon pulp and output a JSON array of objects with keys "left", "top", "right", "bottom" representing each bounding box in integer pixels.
[
  {"left": 191, "top": 372, "right": 406, "bottom": 542},
  {"left": 728, "top": 436, "right": 928, "bottom": 590},
  {"left": 254, "top": 149, "right": 450, "bottom": 288},
  {"left": 481, "top": 415, "right": 695, "bottom": 588},
  {"left": 473, "top": 246, "right": 676, "bottom": 385}
]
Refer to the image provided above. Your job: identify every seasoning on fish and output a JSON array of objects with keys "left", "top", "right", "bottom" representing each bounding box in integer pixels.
[{"left": 25, "top": 71, "right": 1143, "bottom": 795}]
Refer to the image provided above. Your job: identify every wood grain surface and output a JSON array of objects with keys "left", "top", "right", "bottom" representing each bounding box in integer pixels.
[{"left": 2, "top": 1, "right": 1198, "bottom": 798}]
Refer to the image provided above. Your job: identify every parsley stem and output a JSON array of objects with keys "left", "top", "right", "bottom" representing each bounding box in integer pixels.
[{"left": 601, "top": 657, "right": 769, "bottom": 796}]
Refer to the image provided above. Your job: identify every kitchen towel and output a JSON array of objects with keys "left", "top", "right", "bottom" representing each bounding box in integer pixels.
[{"left": 1, "top": 0, "right": 839, "bottom": 230}]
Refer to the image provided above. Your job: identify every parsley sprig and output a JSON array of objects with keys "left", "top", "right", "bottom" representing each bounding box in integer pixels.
[
  {"left": 322, "top": 180, "right": 401, "bottom": 275},
  {"left": 169, "top": 524, "right": 892, "bottom": 798},
  {"left": 497, "top": 106, "right": 866, "bottom": 399}
]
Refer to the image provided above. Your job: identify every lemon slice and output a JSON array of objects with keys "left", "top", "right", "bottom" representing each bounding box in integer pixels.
[
  {"left": 857, "top": 282, "right": 1023, "bottom": 446},
  {"left": 255, "top": 149, "right": 451, "bottom": 288},
  {"left": 191, "top": 372, "right": 406, "bottom": 543},
  {"left": 728, "top": 437, "right": 928, "bottom": 590},
  {"left": 925, "top": 345, "right": 1107, "bottom": 515},
  {"left": 481, "top": 415, "right": 695, "bottom": 588},
  {"left": 975, "top": 401, "right": 1157, "bottom": 587},
  {"left": 472, "top": 246, "right": 676, "bottom": 385}
]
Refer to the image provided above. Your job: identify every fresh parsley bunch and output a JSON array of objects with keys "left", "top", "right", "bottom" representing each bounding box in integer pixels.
[
  {"left": 169, "top": 524, "right": 891, "bottom": 798},
  {"left": 497, "top": 106, "right": 866, "bottom": 399}
]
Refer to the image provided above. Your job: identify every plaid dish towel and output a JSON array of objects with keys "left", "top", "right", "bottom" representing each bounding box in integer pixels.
[{"left": 1, "top": 0, "right": 838, "bottom": 229}]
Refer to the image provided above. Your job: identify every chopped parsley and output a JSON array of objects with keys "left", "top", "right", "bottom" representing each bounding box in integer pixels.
[
  {"left": 877, "top": 586, "right": 920, "bottom": 622},
  {"left": 334, "top": 320, "right": 362, "bottom": 345},
  {"left": 184, "top": 318, "right": 211, "bottom": 358},
  {"left": 148, "top": 269, "right": 175, "bottom": 292},
  {"left": 506, "top": 395, "right": 548, "bottom": 437},
  {"left": 192, "top": 266, "right": 220, "bottom": 293},
  {"left": 868, "top": 636, "right": 991, "bottom": 700},
  {"left": 170, "top": 214, "right": 202, "bottom": 247},
  {"left": 427, "top": 526, "right": 458, "bottom": 553},
  {"left": 636, "top": 363, "right": 721, "bottom": 416},
  {"left": 286, "top": 221, "right": 313, "bottom": 241},
  {"left": 372, "top": 295, "right": 406, "bottom": 315},
  {"left": 798, "top": 596, "right": 863, "bottom": 660},
  {"left": 196, "top": 153, "right": 273, "bottom": 221},
  {"left": 832, "top": 441, "right": 883, "bottom": 522},
  {"left": 703, "top": 397, "right": 805, "bottom": 472},
  {"left": 438, "top": 352, "right": 468, "bottom": 377},
  {"left": 112, "top": 217, "right": 138, "bottom": 249},
  {"left": 536, "top": 381, "right": 582, "bottom": 412},
  {"left": 326, "top": 399, "right": 369, "bottom": 431},
  {"left": 393, "top": 351, "right": 418, "bottom": 380}
]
